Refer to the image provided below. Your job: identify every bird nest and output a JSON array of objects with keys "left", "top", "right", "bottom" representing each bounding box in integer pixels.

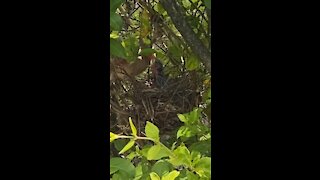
[{"left": 110, "top": 71, "right": 202, "bottom": 135}]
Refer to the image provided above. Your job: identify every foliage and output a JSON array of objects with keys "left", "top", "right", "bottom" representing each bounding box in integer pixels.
[
  {"left": 110, "top": 0, "right": 212, "bottom": 179},
  {"left": 110, "top": 116, "right": 211, "bottom": 180}
]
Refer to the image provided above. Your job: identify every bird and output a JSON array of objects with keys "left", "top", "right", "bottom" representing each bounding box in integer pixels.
[
  {"left": 110, "top": 54, "right": 155, "bottom": 83},
  {"left": 151, "top": 59, "right": 168, "bottom": 88}
]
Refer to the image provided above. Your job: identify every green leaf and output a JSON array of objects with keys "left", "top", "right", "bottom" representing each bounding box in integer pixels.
[
  {"left": 110, "top": 12, "right": 123, "bottom": 31},
  {"left": 188, "top": 108, "right": 201, "bottom": 124},
  {"left": 110, "top": 0, "right": 125, "bottom": 13},
  {"left": 139, "top": 48, "right": 156, "bottom": 56},
  {"left": 110, "top": 38, "right": 127, "bottom": 59},
  {"left": 134, "top": 164, "right": 143, "bottom": 180},
  {"left": 189, "top": 140, "right": 211, "bottom": 156},
  {"left": 140, "top": 9, "right": 151, "bottom": 38},
  {"left": 112, "top": 171, "right": 128, "bottom": 180},
  {"left": 168, "top": 144, "right": 192, "bottom": 167},
  {"left": 119, "top": 140, "right": 135, "bottom": 154},
  {"left": 177, "top": 114, "right": 188, "bottom": 123},
  {"left": 110, "top": 31, "right": 119, "bottom": 39},
  {"left": 177, "top": 126, "right": 190, "bottom": 139},
  {"left": 154, "top": 3, "right": 165, "bottom": 15},
  {"left": 203, "top": 0, "right": 211, "bottom": 10},
  {"left": 161, "top": 170, "right": 180, "bottom": 180},
  {"left": 110, "top": 157, "right": 135, "bottom": 177},
  {"left": 186, "top": 170, "right": 199, "bottom": 180},
  {"left": 145, "top": 121, "right": 160, "bottom": 141},
  {"left": 126, "top": 151, "right": 137, "bottom": 161},
  {"left": 149, "top": 172, "right": 161, "bottom": 180},
  {"left": 191, "top": 151, "right": 201, "bottom": 166},
  {"left": 123, "top": 35, "right": 139, "bottom": 62},
  {"left": 129, "top": 117, "right": 137, "bottom": 136},
  {"left": 154, "top": 2, "right": 164, "bottom": 11},
  {"left": 168, "top": 45, "right": 183, "bottom": 60},
  {"left": 147, "top": 144, "right": 171, "bottom": 160},
  {"left": 140, "top": 145, "right": 152, "bottom": 158},
  {"left": 182, "top": 0, "right": 192, "bottom": 8},
  {"left": 114, "top": 138, "right": 129, "bottom": 151},
  {"left": 194, "top": 157, "right": 211, "bottom": 178},
  {"left": 110, "top": 132, "right": 119, "bottom": 142},
  {"left": 151, "top": 160, "right": 172, "bottom": 177},
  {"left": 186, "top": 54, "right": 200, "bottom": 71}
]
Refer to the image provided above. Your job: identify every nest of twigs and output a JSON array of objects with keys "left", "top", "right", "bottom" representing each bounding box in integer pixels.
[{"left": 110, "top": 71, "right": 202, "bottom": 136}]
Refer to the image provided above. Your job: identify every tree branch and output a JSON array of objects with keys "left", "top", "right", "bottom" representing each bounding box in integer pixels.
[{"left": 159, "top": 0, "right": 211, "bottom": 73}]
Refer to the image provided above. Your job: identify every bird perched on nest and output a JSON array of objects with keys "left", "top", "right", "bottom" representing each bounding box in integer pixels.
[
  {"left": 110, "top": 54, "right": 155, "bottom": 83},
  {"left": 151, "top": 59, "right": 168, "bottom": 89}
]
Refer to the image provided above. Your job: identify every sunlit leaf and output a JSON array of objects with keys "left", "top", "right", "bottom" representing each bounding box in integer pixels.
[
  {"left": 119, "top": 140, "right": 135, "bottom": 154},
  {"left": 145, "top": 121, "right": 160, "bottom": 141},
  {"left": 110, "top": 132, "right": 119, "bottom": 142},
  {"left": 162, "top": 170, "right": 180, "bottom": 180},
  {"left": 149, "top": 172, "right": 161, "bottom": 180},
  {"left": 147, "top": 144, "right": 170, "bottom": 160},
  {"left": 194, "top": 157, "right": 211, "bottom": 178},
  {"left": 182, "top": 0, "right": 192, "bottom": 8},
  {"left": 129, "top": 117, "right": 137, "bottom": 136}
]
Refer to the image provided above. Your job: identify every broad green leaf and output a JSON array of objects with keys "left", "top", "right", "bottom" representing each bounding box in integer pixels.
[
  {"left": 203, "top": 0, "right": 211, "bottom": 10},
  {"left": 110, "top": 157, "right": 135, "bottom": 177},
  {"left": 186, "top": 170, "right": 199, "bottom": 180},
  {"left": 140, "top": 145, "right": 152, "bottom": 158},
  {"left": 145, "top": 121, "right": 160, "bottom": 141},
  {"left": 186, "top": 54, "right": 200, "bottom": 71},
  {"left": 149, "top": 172, "right": 161, "bottom": 180},
  {"left": 119, "top": 140, "right": 135, "bottom": 154},
  {"left": 129, "top": 117, "right": 137, "bottom": 136},
  {"left": 114, "top": 138, "right": 129, "bottom": 151},
  {"left": 194, "top": 157, "right": 211, "bottom": 178},
  {"left": 177, "top": 114, "right": 188, "bottom": 123},
  {"left": 184, "top": 108, "right": 201, "bottom": 124},
  {"left": 147, "top": 144, "right": 170, "bottom": 160},
  {"left": 134, "top": 164, "right": 143, "bottom": 180},
  {"left": 112, "top": 171, "right": 128, "bottom": 180},
  {"left": 191, "top": 151, "right": 201, "bottom": 166},
  {"left": 151, "top": 160, "right": 172, "bottom": 177},
  {"left": 110, "top": 132, "right": 119, "bottom": 142},
  {"left": 110, "top": 38, "right": 127, "bottom": 59},
  {"left": 162, "top": 170, "right": 180, "bottom": 180},
  {"left": 168, "top": 144, "right": 192, "bottom": 167},
  {"left": 189, "top": 140, "right": 211, "bottom": 156},
  {"left": 110, "top": 0, "right": 125, "bottom": 13},
  {"left": 110, "top": 12, "right": 123, "bottom": 31},
  {"left": 177, "top": 126, "right": 191, "bottom": 139}
]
